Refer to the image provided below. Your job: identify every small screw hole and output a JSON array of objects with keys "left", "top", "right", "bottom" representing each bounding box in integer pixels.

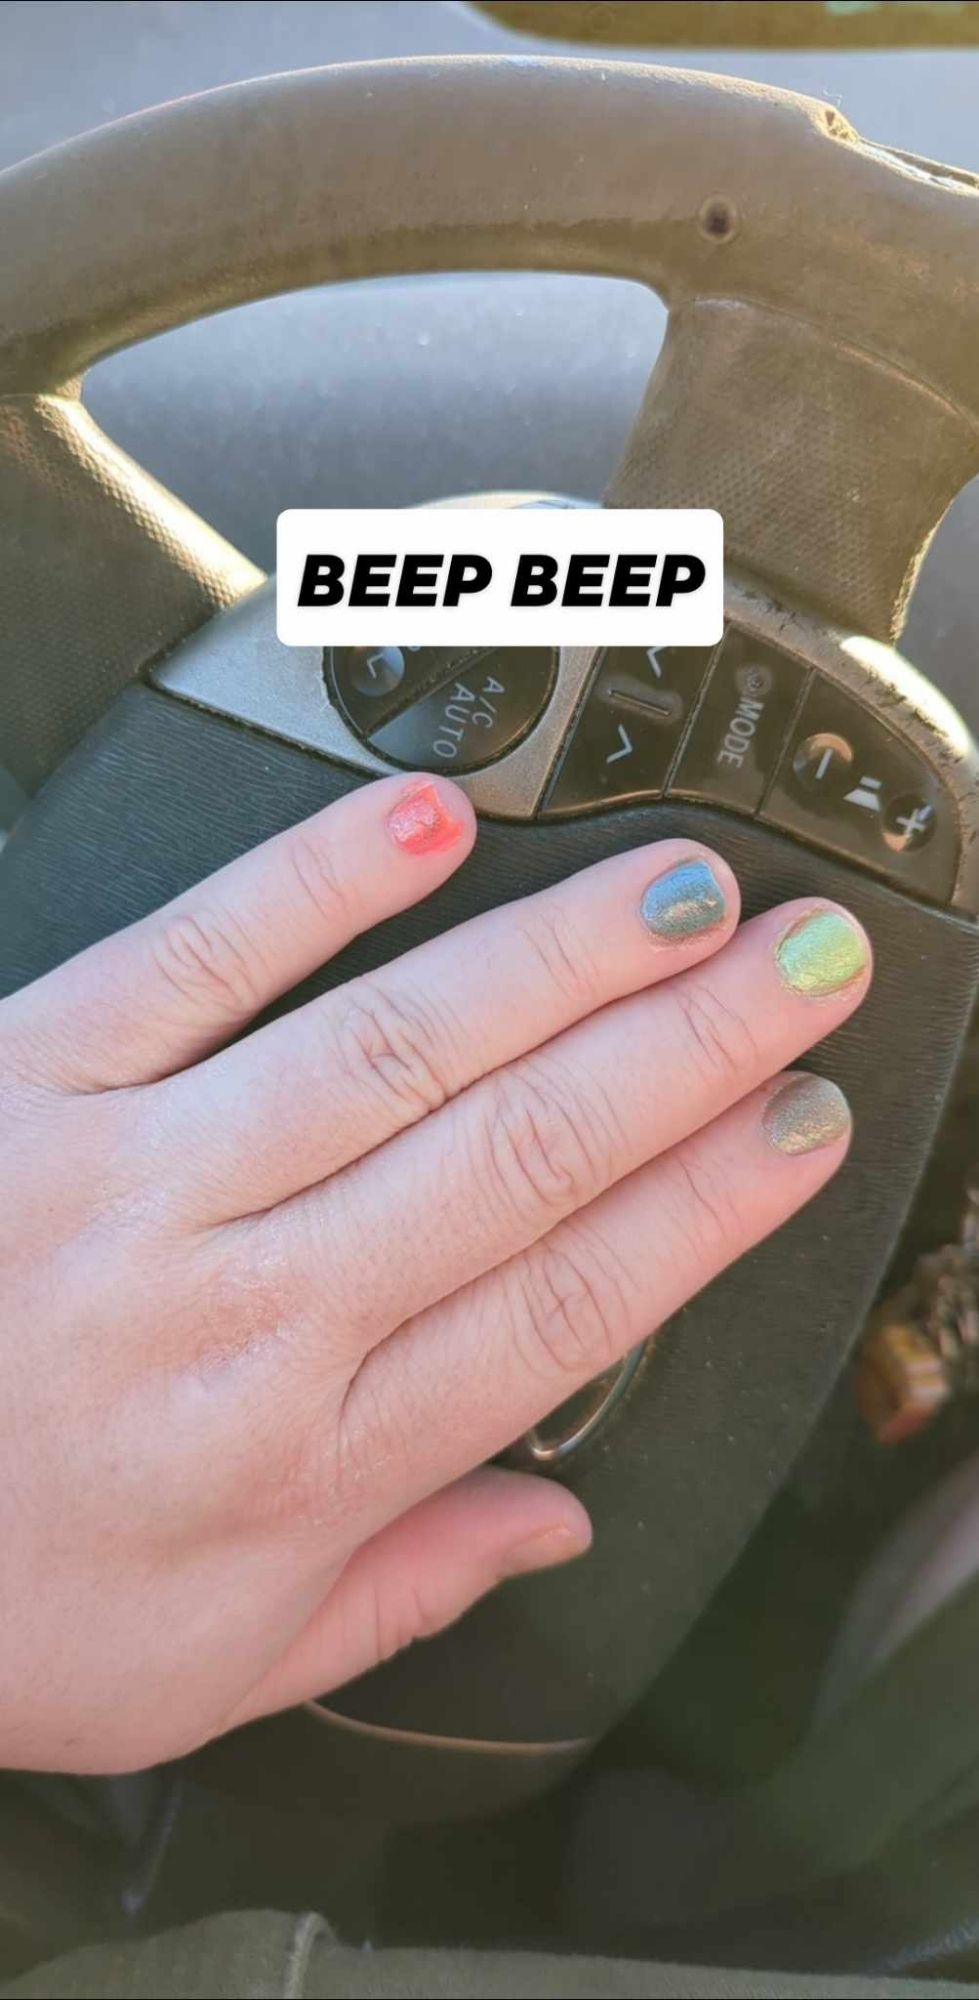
[{"left": 697, "top": 198, "right": 738, "bottom": 243}]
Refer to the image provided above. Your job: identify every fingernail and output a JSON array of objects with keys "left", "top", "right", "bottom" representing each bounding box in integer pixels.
[
  {"left": 639, "top": 858, "right": 727, "bottom": 942},
  {"left": 774, "top": 907, "right": 869, "bottom": 997},
  {"left": 386, "top": 780, "right": 465, "bottom": 856},
  {"left": 503, "top": 1522, "right": 592, "bottom": 1580},
  {"left": 763, "top": 1073, "right": 851, "bottom": 1156}
]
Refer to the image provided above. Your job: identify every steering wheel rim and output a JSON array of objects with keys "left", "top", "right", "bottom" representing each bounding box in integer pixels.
[
  {"left": 3, "top": 55, "right": 979, "bottom": 1795},
  {"left": 3, "top": 55, "right": 978, "bottom": 405},
  {"left": 2, "top": 55, "right": 979, "bottom": 795}
]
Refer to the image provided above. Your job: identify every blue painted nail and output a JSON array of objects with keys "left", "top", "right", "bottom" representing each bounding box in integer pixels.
[{"left": 639, "top": 858, "right": 727, "bottom": 942}]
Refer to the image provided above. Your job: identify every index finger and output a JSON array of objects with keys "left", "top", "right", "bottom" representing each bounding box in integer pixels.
[{"left": 0, "top": 774, "right": 475, "bottom": 1091}]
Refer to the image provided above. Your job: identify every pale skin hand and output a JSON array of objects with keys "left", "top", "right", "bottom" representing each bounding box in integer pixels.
[{"left": 0, "top": 773, "right": 872, "bottom": 1775}]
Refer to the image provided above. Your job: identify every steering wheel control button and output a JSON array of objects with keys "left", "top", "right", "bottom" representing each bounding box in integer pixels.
[
  {"left": 325, "top": 643, "right": 450, "bottom": 735},
  {"left": 763, "top": 680, "right": 959, "bottom": 903},
  {"left": 669, "top": 630, "right": 808, "bottom": 815},
  {"left": 792, "top": 731, "right": 854, "bottom": 794},
  {"left": 883, "top": 794, "right": 939, "bottom": 854},
  {"left": 368, "top": 648, "right": 556, "bottom": 773},
  {"left": 346, "top": 645, "right": 406, "bottom": 700},
  {"left": 540, "top": 645, "right": 714, "bottom": 818}
]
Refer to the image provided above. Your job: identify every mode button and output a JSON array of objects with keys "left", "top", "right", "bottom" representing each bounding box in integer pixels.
[{"left": 670, "top": 630, "right": 808, "bottom": 815}]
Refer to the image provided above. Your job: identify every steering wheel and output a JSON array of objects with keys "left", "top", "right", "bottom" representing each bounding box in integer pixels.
[{"left": 3, "top": 55, "right": 979, "bottom": 1816}]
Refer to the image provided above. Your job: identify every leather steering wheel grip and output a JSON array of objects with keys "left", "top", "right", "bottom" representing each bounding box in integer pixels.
[{"left": 2, "top": 55, "right": 979, "bottom": 790}]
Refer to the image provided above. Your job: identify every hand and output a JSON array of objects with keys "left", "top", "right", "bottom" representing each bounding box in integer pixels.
[{"left": 0, "top": 774, "right": 870, "bottom": 1773}]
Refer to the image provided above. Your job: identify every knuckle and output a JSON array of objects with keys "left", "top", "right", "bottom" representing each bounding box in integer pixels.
[
  {"left": 0, "top": 1044, "right": 60, "bottom": 1114},
  {"left": 333, "top": 1363, "right": 403, "bottom": 1512},
  {"left": 0, "top": 1001, "right": 54, "bottom": 1095},
  {"left": 370, "top": 1574, "right": 453, "bottom": 1666},
  {"left": 513, "top": 1225, "right": 628, "bottom": 1383},
  {"left": 241, "top": 1362, "right": 350, "bottom": 1539},
  {"left": 334, "top": 980, "right": 452, "bottom": 1122},
  {"left": 150, "top": 907, "right": 263, "bottom": 1020},
  {"left": 518, "top": 901, "right": 598, "bottom": 1008},
  {"left": 481, "top": 1060, "right": 614, "bottom": 1224},
  {"left": 661, "top": 1150, "right": 746, "bottom": 1265},
  {"left": 272, "top": 1419, "right": 346, "bottom": 1538},
  {"left": 674, "top": 980, "right": 758, "bottom": 1093},
  {"left": 285, "top": 825, "right": 355, "bottom": 934},
  {"left": 262, "top": 1191, "right": 355, "bottom": 1330}
]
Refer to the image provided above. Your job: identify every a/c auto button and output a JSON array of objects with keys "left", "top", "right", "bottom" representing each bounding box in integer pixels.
[
  {"left": 369, "top": 648, "right": 555, "bottom": 773},
  {"left": 326, "top": 644, "right": 451, "bottom": 735}
]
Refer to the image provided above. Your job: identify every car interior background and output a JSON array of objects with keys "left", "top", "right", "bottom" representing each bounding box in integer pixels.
[{"left": 4, "top": 1, "right": 979, "bottom": 1988}]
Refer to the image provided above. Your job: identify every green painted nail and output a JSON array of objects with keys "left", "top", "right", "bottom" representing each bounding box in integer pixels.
[
  {"left": 763, "top": 1074, "right": 851, "bottom": 1156},
  {"left": 640, "top": 858, "right": 727, "bottom": 942},
  {"left": 774, "top": 908, "right": 869, "bottom": 997}
]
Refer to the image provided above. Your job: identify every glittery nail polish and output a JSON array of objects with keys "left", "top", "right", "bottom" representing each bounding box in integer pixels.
[
  {"left": 763, "top": 1074, "right": 851, "bottom": 1156},
  {"left": 386, "top": 781, "right": 465, "bottom": 856},
  {"left": 774, "top": 908, "right": 869, "bottom": 998},
  {"left": 639, "top": 858, "right": 727, "bottom": 942}
]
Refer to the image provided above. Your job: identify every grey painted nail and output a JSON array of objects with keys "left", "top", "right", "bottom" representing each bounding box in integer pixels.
[{"left": 763, "top": 1074, "right": 851, "bottom": 1156}]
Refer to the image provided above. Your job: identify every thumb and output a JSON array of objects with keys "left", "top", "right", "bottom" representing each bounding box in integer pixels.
[{"left": 232, "top": 1468, "right": 592, "bottom": 1728}]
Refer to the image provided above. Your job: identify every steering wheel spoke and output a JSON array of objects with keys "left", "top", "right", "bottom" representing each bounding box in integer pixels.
[{"left": 0, "top": 390, "right": 261, "bottom": 792}]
